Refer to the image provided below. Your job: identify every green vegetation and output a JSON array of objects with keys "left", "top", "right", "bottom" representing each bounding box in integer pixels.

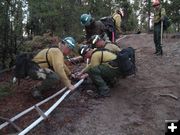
[
  {"left": 0, "top": 0, "right": 179, "bottom": 69},
  {"left": 0, "top": 82, "right": 12, "bottom": 99}
]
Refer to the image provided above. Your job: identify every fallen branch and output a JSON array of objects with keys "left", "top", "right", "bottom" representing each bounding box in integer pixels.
[{"left": 159, "top": 93, "right": 178, "bottom": 100}]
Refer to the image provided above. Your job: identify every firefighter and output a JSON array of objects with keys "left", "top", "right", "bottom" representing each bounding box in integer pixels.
[
  {"left": 80, "top": 13, "right": 110, "bottom": 43},
  {"left": 31, "top": 37, "right": 76, "bottom": 99},
  {"left": 112, "top": 8, "right": 123, "bottom": 38},
  {"left": 153, "top": 0, "right": 166, "bottom": 55},
  {"left": 77, "top": 45, "right": 121, "bottom": 98},
  {"left": 91, "top": 35, "right": 122, "bottom": 52}
]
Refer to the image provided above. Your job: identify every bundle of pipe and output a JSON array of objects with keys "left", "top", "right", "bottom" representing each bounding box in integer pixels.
[{"left": 18, "top": 79, "right": 84, "bottom": 135}]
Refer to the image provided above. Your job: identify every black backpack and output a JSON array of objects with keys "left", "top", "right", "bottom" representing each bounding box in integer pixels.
[
  {"left": 115, "top": 47, "right": 136, "bottom": 76},
  {"left": 163, "top": 16, "right": 171, "bottom": 31},
  {"left": 14, "top": 46, "right": 57, "bottom": 80},
  {"left": 14, "top": 52, "right": 40, "bottom": 79},
  {"left": 160, "top": 8, "right": 171, "bottom": 31},
  {"left": 92, "top": 47, "right": 136, "bottom": 77},
  {"left": 100, "top": 16, "right": 115, "bottom": 33}
]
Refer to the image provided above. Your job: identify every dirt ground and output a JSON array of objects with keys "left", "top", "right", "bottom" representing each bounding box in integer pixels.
[{"left": 0, "top": 33, "right": 180, "bottom": 135}]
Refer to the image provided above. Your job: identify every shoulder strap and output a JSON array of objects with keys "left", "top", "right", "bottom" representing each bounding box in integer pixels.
[
  {"left": 92, "top": 48, "right": 114, "bottom": 55},
  {"left": 46, "top": 48, "right": 51, "bottom": 68},
  {"left": 35, "top": 46, "right": 58, "bottom": 69},
  {"left": 101, "top": 51, "right": 103, "bottom": 64},
  {"left": 92, "top": 48, "right": 115, "bottom": 64},
  {"left": 159, "top": 7, "right": 162, "bottom": 18},
  {"left": 46, "top": 46, "right": 59, "bottom": 69}
]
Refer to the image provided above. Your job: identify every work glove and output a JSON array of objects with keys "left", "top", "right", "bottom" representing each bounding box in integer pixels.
[
  {"left": 75, "top": 72, "right": 88, "bottom": 79},
  {"left": 68, "top": 84, "right": 76, "bottom": 91},
  {"left": 70, "top": 73, "right": 77, "bottom": 79},
  {"left": 80, "top": 73, "right": 89, "bottom": 79}
]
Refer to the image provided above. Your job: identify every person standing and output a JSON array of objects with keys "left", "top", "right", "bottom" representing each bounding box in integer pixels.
[
  {"left": 112, "top": 8, "right": 123, "bottom": 38},
  {"left": 153, "top": 0, "right": 166, "bottom": 55}
]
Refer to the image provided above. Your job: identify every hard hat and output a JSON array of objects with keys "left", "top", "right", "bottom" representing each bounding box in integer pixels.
[
  {"left": 119, "top": 8, "right": 124, "bottom": 17},
  {"left": 78, "top": 45, "right": 90, "bottom": 56},
  {"left": 62, "top": 37, "right": 76, "bottom": 49},
  {"left": 80, "top": 14, "right": 92, "bottom": 26},
  {"left": 91, "top": 35, "right": 101, "bottom": 44},
  {"left": 115, "top": 7, "right": 124, "bottom": 17},
  {"left": 152, "top": 0, "right": 160, "bottom": 7}
]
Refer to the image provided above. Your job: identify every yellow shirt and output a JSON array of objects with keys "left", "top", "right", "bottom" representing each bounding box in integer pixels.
[
  {"left": 105, "top": 43, "right": 121, "bottom": 52},
  {"left": 112, "top": 13, "right": 122, "bottom": 33},
  {"left": 33, "top": 48, "right": 71, "bottom": 87},
  {"left": 84, "top": 50, "right": 117, "bottom": 72}
]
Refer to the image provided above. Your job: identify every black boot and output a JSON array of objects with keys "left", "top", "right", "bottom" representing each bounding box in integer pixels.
[
  {"left": 160, "top": 49, "right": 163, "bottom": 55},
  {"left": 98, "top": 88, "right": 111, "bottom": 98},
  {"left": 154, "top": 50, "right": 158, "bottom": 54},
  {"left": 156, "top": 49, "right": 163, "bottom": 56},
  {"left": 31, "top": 87, "right": 44, "bottom": 100}
]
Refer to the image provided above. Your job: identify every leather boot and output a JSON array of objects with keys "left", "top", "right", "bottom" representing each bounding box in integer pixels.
[
  {"left": 154, "top": 50, "right": 158, "bottom": 54},
  {"left": 160, "top": 49, "right": 163, "bottom": 55},
  {"left": 31, "top": 87, "right": 44, "bottom": 100},
  {"left": 99, "top": 88, "right": 111, "bottom": 97},
  {"left": 156, "top": 49, "right": 163, "bottom": 56}
]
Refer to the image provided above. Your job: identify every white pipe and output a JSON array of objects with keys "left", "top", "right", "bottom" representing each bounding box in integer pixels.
[
  {"left": 115, "top": 35, "right": 127, "bottom": 43},
  {"left": 18, "top": 79, "right": 84, "bottom": 135},
  {"left": 0, "top": 87, "right": 67, "bottom": 130},
  {"left": 161, "top": 21, "right": 163, "bottom": 45}
]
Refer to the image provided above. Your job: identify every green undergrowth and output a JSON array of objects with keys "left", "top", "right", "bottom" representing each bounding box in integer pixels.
[{"left": 0, "top": 82, "right": 12, "bottom": 99}]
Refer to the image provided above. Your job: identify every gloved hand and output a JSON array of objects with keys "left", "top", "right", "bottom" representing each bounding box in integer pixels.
[
  {"left": 74, "top": 72, "right": 83, "bottom": 79},
  {"left": 43, "top": 68, "right": 53, "bottom": 74},
  {"left": 80, "top": 73, "right": 89, "bottom": 79},
  {"left": 68, "top": 84, "right": 76, "bottom": 91},
  {"left": 70, "top": 73, "right": 81, "bottom": 83},
  {"left": 75, "top": 72, "right": 88, "bottom": 79},
  {"left": 70, "top": 73, "right": 76, "bottom": 79}
]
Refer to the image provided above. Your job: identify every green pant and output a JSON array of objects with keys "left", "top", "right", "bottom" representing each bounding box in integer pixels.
[
  {"left": 87, "top": 64, "right": 121, "bottom": 96},
  {"left": 154, "top": 22, "right": 162, "bottom": 52},
  {"left": 29, "top": 68, "right": 60, "bottom": 94}
]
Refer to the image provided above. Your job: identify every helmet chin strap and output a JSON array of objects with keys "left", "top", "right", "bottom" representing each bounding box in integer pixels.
[
  {"left": 86, "top": 58, "right": 89, "bottom": 66},
  {"left": 92, "top": 36, "right": 99, "bottom": 44}
]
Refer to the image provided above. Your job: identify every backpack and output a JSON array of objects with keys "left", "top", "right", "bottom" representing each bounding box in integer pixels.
[
  {"left": 92, "top": 47, "right": 136, "bottom": 76},
  {"left": 160, "top": 8, "right": 171, "bottom": 31},
  {"left": 100, "top": 16, "right": 115, "bottom": 33},
  {"left": 14, "top": 52, "right": 40, "bottom": 79},
  {"left": 114, "top": 47, "right": 136, "bottom": 76},
  {"left": 14, "top": 46, "right": 57, "bottom": 80},
  {"left": 163, "top": 16, "right": 171, "bottom": 31}
]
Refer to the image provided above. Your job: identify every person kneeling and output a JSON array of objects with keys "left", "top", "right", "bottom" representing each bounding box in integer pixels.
[
  {"left": 77, "top": 45, "right": 121, "bottom": 98},
  {"left": 30, "top": 37, "right": 77, "bottom": 99}
]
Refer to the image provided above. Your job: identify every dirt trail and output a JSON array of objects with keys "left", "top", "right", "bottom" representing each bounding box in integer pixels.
[
  {"left": 30, "top": 34, "right": 180, "bottom": 135},
  {"left": 1, "top": 34, "right": 180, "bottom": 135}
]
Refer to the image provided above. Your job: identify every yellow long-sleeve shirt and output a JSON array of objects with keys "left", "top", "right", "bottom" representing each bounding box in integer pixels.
[
  {"left": 84, "top": 50, "right": 117, "bottom": 72},
  {"left": 105, "top": 43, "right": 121, "bottom": 52},
  {"left": 112, "top": 12, "right": 122, "bottom": 33},
  {"left": 32, "top": 48, "right": 71, "bottom": 87}
]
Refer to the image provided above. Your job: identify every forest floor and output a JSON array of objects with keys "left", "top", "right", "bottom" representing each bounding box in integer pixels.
[{"left": 0, "top": 33, "right": 180, "bottom": 135}]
